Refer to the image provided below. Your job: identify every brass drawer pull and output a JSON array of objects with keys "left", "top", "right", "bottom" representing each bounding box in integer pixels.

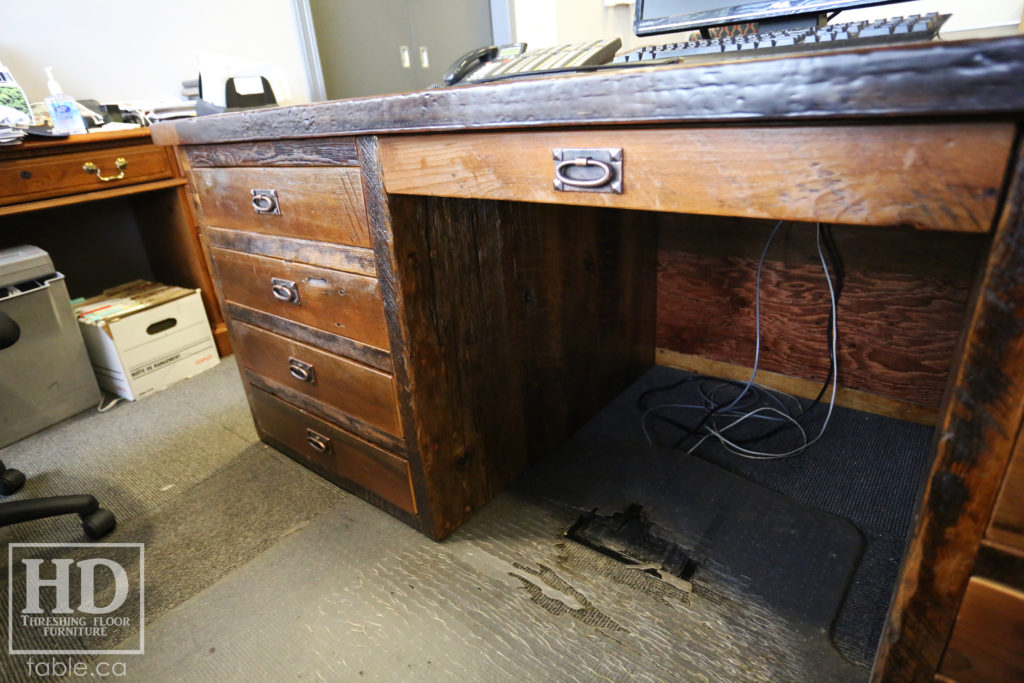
[
  {"left": 250, "top": 188, "right": 280, "bottom": 215},
  {"left": 306, "top": 429, "right": 331, "bottom": 454},
  {"left": 270, "top": 277, "right": 299, "bottom": 304},
  {"left": 552, "top": 148, "right": 622, "bottom": 194},
  {"left": 82, "top": 157, "right": 127, "bottom": 182},
  {"left": 288, "top": 357, "right": 315, "bottom": 384}
]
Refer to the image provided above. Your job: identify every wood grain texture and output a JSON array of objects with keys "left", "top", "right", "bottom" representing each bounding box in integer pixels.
[
  {"left": 185, "top": 138, "right": 359, "bottom": 167},
  {"left": 0, "top": 178, "right": 186, "bottom": 218},
  {"left": 0, "top": 127, "right": 151, "bottom": 158},
  {"left": 225, "top": 303, "right": 392, "bottom": 374},
  {"left": 874, "top": 147, "right": 1024, "bottom": 681},
  {"left": 210, "top": 247, "right": 390, "bottom": 351},
  {"left": 0, "top": 143, "right": 174, "bottom": 206},
  {"left": 378, "top": 124, "right": 1013, "bottom": 232},
  {"left": 988, "top": 418, "right": 1024, "bottom": 553},
  {"left": 248, "top": 385, "right": 416, "bottom": 515},
  {"left": 192, "top": 166, "right": 370, "bottom": 247},
  {"left": 973, "top": 541, "right": 1024, "bottom": 593},
  {"left": 385, "top": 195, "right": 657, "bottom": 539},
  {"left": 357, "top": 135, "right": 433, "bottom": 538},
  {"left": 205, "top": 226, "right": 377, "bottom": 276},
  {"left": 172, "top": 146, "right": 233, "bottom": 356},
  {"left": 150, "top": 36, "right": 1024, "bottom": 146},
  {"left": 245, "top": 370, "right": 404, "bottom": 454},
  {"left": 656, "top": 220, "right": 980, "bottom": 409},
  {"left": 656, "top": 348, "right": 939, "bottom": 425},
  {"left": 232, "top": 320, "right": 402, "bottom": 437},
  {"left": 938, "top": 577, "right": 1024, "bottom": 683}
]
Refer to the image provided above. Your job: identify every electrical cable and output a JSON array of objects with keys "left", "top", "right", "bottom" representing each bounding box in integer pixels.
[
  {"left": 639, "top": 221, "right": 842, "bottom": 459},
  {"left": 97, "top": 395, "right": 125, "bottom": 413}
]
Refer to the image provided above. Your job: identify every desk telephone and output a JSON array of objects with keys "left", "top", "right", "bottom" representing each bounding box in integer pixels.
[{"left": 442, "top": 38, "right": 622, "bottom": 86}]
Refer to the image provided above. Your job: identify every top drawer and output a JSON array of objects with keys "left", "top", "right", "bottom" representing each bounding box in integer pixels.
[
  {"left": 192, "top": 167, "right": 371, "bottom": 248},
  {"left": 378, "top": 123, "right": 1015, "bottom": 233},
  {"left": 0, "top": 143, "right": 174, "bottom": 206}
]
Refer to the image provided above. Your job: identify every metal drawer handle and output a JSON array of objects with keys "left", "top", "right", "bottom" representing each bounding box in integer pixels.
[
  {"left": 82, "top": 157, "right": 127, "bottom": 182},
  {"left": 250, "top": 189, "right": 280, "bottom": 215},
  {"left": 289, "top": 357, "right": 315, "bottom": 384},
  {"left": 271, "top": 278, "right": 299, "bottom": 304},
  {"left": 306, "top": 429, "right": 331, "bottom": 454},
  {"left": 552, "top": 148, "right": 622, "bottom": 194},
  {"left": 554, "top": 157, "right": 613, "bottom": 188}
]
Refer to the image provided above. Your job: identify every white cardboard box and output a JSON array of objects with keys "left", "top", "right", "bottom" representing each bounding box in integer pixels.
[{"left": 74, "top": 282, "right": 219, "bottom": 400}]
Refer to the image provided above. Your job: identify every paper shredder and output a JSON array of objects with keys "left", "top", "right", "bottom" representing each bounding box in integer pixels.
[{"left": 0, "top": 246, "right": 100, "bottom": 448}]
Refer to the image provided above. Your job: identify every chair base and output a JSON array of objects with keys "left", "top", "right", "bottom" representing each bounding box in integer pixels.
[{"left": 0, "top": 461, "right": 117, "bottom": 539}]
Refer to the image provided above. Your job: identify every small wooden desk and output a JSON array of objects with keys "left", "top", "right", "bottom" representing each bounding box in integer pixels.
[
  {"left": 0, "top": 128, "right": 228, "bottom": 355},
  {"left": 154, "top": 35, "right": 1024, "bottom": 681}
]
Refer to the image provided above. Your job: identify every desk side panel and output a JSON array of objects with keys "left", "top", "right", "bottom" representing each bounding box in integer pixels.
[
  {"left": 875, "top": 143, "right": 1024, "bottom": 680},
  {"left": 369, "top": 180, "right": 658, "bottom": 539}
]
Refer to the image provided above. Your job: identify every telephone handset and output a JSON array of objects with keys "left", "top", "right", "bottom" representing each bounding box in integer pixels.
[
  {"left": 444, "top": 45, "right": 498, "bottom": 85},
  {"left": 441, "top": 39, "right": 622, "bottom": 86},
  {"left": 443, "top": 43, "right": 527, "bottom": 86}
]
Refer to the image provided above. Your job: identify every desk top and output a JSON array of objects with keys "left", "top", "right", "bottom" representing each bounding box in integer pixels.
[{"left": 153, "top": 35, "right": 1024, "bottom": 147}]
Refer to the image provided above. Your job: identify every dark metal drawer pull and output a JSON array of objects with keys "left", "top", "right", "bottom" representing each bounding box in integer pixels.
[
  {"left": 306, "top": 429, "right": 331, "bottom": 454},
  {"left": 250, "top": 188, "right": 280, "bottom": 215},
  {"left": 270, "top": 278, "right": 299, "bottom": 304},
  {"left": 289, "top": 357, "right": 315, "bottom": 384},
  {"left": 552, "top": 148, "right": 623, "bottom": 194}
]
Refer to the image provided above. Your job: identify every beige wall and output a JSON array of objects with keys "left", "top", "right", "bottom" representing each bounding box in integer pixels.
[
  {"left": 514, "top": 0, "right": 1024, "bottom": 52},
  {"left": 0, "top": 0, "right": 311, "bottom": 107}
]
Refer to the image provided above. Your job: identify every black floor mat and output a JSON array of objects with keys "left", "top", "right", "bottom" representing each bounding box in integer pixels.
[
  {"left": 516, "top": 365, "right": 933, "bottom": 670},
  {"left": 523, "top": 434, "right": 864, "bottom": 633}
]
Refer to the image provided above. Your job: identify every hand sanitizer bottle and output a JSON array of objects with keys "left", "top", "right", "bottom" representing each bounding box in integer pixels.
[{"left": 44, "top": 67, "right": 86, "bottom": 135}]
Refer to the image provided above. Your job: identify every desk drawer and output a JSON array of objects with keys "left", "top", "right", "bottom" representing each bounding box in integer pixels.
[
  {"left": 233, "top": 320, "right": 401, "bottom": 437},
  {"left": 939, "top": 576, "right": 1024, "bottom": 682},
  {"left": 192, "top": 166, "right": 371, "bottom": 247},
  {"left": 210, "top": 246, "right": 390, "bottom": 351},
  {"left": 378, "top": 123, "right": 1015, "bottom": 233},
  {"left": 0, "top": 143, "right": 173, "bottom": 206},
  {"left": 987, "top": 421, "right": 1024, "bottom": 553},
  {"left": 249, "top": 386, "right": 416, "bottom": 514}
]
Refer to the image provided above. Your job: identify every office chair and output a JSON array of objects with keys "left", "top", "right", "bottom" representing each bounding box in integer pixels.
[{"left": 0, "top": 309, "right": 116, "bottom": 540}]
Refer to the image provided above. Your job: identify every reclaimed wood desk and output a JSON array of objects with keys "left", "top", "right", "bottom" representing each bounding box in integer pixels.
[
  {"left": 0, "top": 128, "right": 228, "bottom": 355},
  {"left": 153, "top": 35, "right": 1024, "bottom": 681}
]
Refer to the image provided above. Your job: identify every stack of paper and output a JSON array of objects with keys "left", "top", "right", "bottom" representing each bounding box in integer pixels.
[
  {"left": 73, "top": 280, "right": 195, "bottom": 324},
  {"left": 0, "top": 126, "right": 24, "bottom": 145}
]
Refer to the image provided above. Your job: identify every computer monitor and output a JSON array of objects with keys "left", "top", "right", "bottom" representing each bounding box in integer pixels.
[{"left": 634, "top": 0, "right": 902, "bottom": 36}]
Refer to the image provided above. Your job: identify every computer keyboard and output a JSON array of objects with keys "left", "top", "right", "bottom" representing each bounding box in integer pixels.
[{"left": 612, "top": 13, "right": 950, "bottom": 65}]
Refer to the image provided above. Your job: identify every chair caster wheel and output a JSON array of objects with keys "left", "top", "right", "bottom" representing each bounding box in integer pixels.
[
  {"left": 82, "top": 508, "right": 117, "bottom": 539},
  {"left": 0, "top": 467, "right": 26, "bottom": 495}
]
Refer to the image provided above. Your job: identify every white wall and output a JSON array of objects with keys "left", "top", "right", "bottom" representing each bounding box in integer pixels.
[
  {"left": 514, "top": 0, "right": 1023, "bottom": 52},
  {"left": 0, "top": 0, "right": 312, "bottom": 107}
]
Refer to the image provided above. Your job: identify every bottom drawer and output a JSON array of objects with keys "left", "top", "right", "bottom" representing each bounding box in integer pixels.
[
  {"left": 249, "top": 386, "right": 416, "bottom": 515},
  {"left": 939, "top": 576, "right": 1024, "bottom": 682}
]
